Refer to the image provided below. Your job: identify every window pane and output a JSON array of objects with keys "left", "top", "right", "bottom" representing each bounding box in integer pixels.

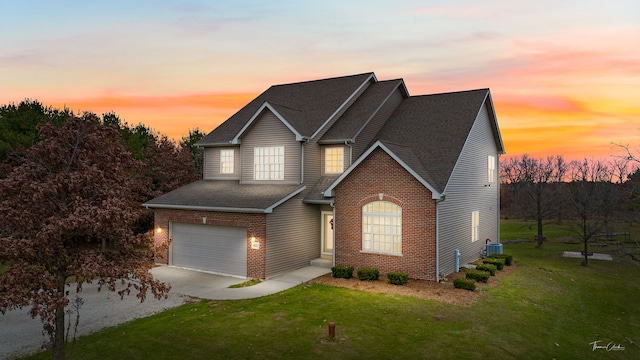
[
  {"left": 362, "top": 201, "right": 402, "bottom": 254},
  {"left": 325, "top": 147, "right": 344, "bottom": 174},
  {"left": 254, "top": 146, "right": 284, "bottom": 180}
]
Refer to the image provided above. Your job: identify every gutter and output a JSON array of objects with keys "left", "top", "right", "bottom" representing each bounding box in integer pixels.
[
  {"left": 142, "top": 203, "right": 273, "bottom": 213},
  {"left": 435, "top": 193, "right": 446, "bottom": 282}
]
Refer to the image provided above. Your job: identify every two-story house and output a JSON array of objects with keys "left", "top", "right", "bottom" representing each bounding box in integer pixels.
[{"left": 143, "top": 72, "right": 505, "bottom": 281}]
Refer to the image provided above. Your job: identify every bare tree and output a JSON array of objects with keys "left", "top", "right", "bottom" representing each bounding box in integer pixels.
[
  {"left": 567, "top": 159, "right": 617, "bottom": 266},
  {"left": 501, "top": 154, "right": 567, "bottom": 248}
]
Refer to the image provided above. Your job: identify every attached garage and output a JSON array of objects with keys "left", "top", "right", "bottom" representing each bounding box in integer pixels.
[{"left": 170, "top": 223, "right": 248, "bottom": 277}]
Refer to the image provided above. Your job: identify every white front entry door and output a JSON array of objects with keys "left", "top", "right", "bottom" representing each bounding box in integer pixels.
[{"left": 321, "top": 211, "right": 334, "bottom": 255}]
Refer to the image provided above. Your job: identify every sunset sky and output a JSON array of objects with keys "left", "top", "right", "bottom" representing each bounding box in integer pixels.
[{"left": 1, "top": 0, "right": 639, "bottom": 161}]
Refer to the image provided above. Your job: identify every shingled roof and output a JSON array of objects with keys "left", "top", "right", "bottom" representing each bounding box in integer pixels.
[
  {"left": 142, "top": 181, "right": 305, "bottom": 213},
  {"left": 319, "top": 79, "right": 406, "bottom": 143},
  {"left": 373, "top": 89, "right": 494, "bottom": 192},
  {"left": 197, "top": 73, "right": 375, "bottom": 146},
  {"left": 324, "top": 88, "right": 502, "bottom": 198}
]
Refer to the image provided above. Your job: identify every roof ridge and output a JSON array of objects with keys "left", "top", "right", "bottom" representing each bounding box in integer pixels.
[
  {"left": 268, "top": 101, "right": 304, "bottom": 112},
  {"left": 270, "top": 72, "right": 375, "bottom": 87}
]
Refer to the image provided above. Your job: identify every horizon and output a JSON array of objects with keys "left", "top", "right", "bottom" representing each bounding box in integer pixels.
[{"left": 1, "top": 1, "right": 639, "bottom": 162}]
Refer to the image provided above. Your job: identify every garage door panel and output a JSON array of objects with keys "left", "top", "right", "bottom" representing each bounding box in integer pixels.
[{"left": 171, "top": 223, "right": 247, "bottom": 277}]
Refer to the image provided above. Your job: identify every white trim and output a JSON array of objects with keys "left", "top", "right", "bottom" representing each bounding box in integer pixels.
[
  {"left": 142, "top": 186, "right": 306, "bottom": 214},
  {"left": 324, "top": 147, "right": 344, "bottom": 174},
  {"left": 231, "top": 102, "right": 304, "bottom": 144},
  {"left": 472, "top": 210, "right": 480, "bottom": 242},
  {"left": 309, "top": 73, "right": 376, "bottom": 139},
  {"left": 352, "top": 81, "right": 408, "bottom": 142},
  {"left": 323, "top": 140, "right": 441, "bottom": 199},
  {"left": 321, "top": 211, "right": 334, "bottom": 256},
  {"left": 220, "top": 149, "right": 234, "bottom": 174}
]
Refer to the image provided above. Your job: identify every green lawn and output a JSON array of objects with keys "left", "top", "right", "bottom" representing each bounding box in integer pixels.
[
  {"left": 500, "top": 218, "right": 637, "bottom": 242},
  {"left": 24, "top": 241, "right": 640, "bottom": 360}
]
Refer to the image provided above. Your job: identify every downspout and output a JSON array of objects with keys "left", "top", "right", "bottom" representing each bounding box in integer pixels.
[
  {"left": 497, "top": 154, "right": 501, "bottom": 244},
  {"left": 344, "top": 140, "right": 352, "bottom": 166},
  {"left": 330, "top": 201, "right": 336, "bottom": 267},
  {"left": 301, "top": 138, "right": 309, "bottom": 184},
  {"left": 435, "top": 193, "right": 446, "bottom": 282}
]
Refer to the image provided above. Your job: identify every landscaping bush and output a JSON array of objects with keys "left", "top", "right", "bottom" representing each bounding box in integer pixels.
[
  {"left": 331, "top": 265, "right": 354, "bottom": 279},
  {"left": 357, "top": 267, "right": 380, "bottom": 281},
  {"left": 482, "top": 257, "right": 505, "bottom": 270},
  {"left": 387, "top": 271, "right": 409, "bottom": 285},
  {"left": 465, "top": 269, "right": 490, "bottom": 283},
  {"left": 476, "top": 263, "right": 497, "bottom": 276},
  {"left": 489, "top": 253, "right": 513, "bottom": 266},
  {"left": 453, "top": 278, "right": 476, "bottom": 291}
]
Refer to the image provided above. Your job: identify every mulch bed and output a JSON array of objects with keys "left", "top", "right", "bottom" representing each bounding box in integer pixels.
[{"left": 308, "top": 262, "right": 516, "bottom": 306}]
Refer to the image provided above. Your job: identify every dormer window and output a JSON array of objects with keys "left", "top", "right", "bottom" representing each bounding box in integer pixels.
[
  {"left": 325, "top": 147, "right": 344, "bottom": 174},
  {"left": 254, "top": 146, "right": 284, "bottom": 180},
  {"left": 220, "top": 149, "right": 234, "bottom": 174}
]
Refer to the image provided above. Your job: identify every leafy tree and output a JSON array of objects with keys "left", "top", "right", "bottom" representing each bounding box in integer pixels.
[
  {"left": 102, "top": 112, "right": 157, "bottom": 160},
  {"left": 180, "top": 128, "right": 205, "bottom": 178},
  {"left": 0, "top": 99, "right": 71, "bottom": 163},
  {"left": 0, "top": 114, "right": 169, "bottom": 359}
]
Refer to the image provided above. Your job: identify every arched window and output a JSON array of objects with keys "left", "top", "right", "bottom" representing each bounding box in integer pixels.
[{"left": 362, "top": 201, "right": 402, "bottom": 254}]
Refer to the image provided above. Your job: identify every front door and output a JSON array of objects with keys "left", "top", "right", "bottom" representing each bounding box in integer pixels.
[{"left": 321, "top": 211, "right": 334, "bottom": 256}]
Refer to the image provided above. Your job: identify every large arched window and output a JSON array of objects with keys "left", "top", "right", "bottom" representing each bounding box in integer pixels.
[{"left": 362, "top": 201, "right": 402, "bottom": 254}]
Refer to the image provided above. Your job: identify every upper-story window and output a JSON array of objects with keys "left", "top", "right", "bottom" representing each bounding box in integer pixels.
[
  {"left": 488, "top": 155, "right": 496, "bottom": 183},
  {"left": 220, "top": 149, "right": 234, "bottom": 174},
  {"left": 325, "top": 147, "right": 344, "bottom": 174},
  {"left": 254, "top": 146, "right": 284, "bottom": 180}
]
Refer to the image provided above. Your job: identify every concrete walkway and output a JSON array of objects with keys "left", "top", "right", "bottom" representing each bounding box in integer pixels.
[
  {"left": 151, "top": 265, "right": 331, "bottom": 300},
  {"left": 562, "top": 251, "right": 613, "bottom": 261}
]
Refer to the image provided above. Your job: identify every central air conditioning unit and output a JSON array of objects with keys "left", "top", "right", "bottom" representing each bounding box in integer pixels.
[{"left": 486, "top": 243, "right": 503, "bottom": 255}]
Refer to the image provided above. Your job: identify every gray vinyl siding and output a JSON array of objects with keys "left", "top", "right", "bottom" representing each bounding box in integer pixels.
[
  {"left": 305, "top": 79, "right": 373, "bottom": 185},
  {"left": 240, "top": 110, "right": 301, "bottom": 184},
  {"left": 265, "top": 193, "right": 320, "bottom": 278},
  {"left": 352, "top": 88, "right": 404, "bottom": 160},
  {"left": 437, "top": 102, "right": 500, "bottom": 277},
  {"left": 203, "top": 147, "right": 241, "bottom": 180}
]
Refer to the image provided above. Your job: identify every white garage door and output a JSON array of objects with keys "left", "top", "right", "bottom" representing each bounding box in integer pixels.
[{"left": 170, "top": 223, "right": 247, "bottom": 277}]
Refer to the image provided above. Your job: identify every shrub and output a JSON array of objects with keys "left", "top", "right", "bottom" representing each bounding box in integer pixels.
[
  {"left": 489, "top": 253, "right": 513, "bottom": 266},
  {"left": 331, "top": 265, "right": 354, "bottom": 279},
  {"left": 387, "top": 272, "right": 409, "bottom": 285},
  {"left": 476, "top": 264, "right": 496, "bottom": 276},
  {"left": 453, "top": 278, "right": 476, "bottom": 291},
  {"left": 483, "top": 257, "right": 505, "bottom": 270},
  {"left": 357, "top": 267, "right": 380, "bottom": 281},
  {"left": 465, "top": 269, "right": 490, "bottom": 283}
]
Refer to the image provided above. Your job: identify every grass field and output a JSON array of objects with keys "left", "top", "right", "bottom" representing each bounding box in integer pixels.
[
  {"left": 23, "top": 241, "right": 640, "bottom": 360},
  {"left": 500, "top": 218, "right": 637, "bottom": 242}
]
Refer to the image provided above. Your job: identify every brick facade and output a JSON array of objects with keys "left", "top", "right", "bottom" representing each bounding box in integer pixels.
[
  {"left": 333, "top": 147, "right": 437, "bottom": 281},
  {"left": 153, "top": 209, "right": 267, "bottom": 279}
]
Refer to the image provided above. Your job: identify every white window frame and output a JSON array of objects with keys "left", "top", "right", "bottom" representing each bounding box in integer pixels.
[
  {"left": 254, "top": 146, "right": 284, "bottom": 180},
  {"left": 220, "top": 149, "right": 234, "bottom": 174},
  {"left": 325, "top": 147, "right": 344, "bottom": 174},
  {"left": 488, "top": 155, "right": 496, "bottom": 183},
  {"left": 362, "top": 201, "right": 402, "bottom": 255},
  {"left": 472, "top": 210, "right": 480, "bottom": 242}
]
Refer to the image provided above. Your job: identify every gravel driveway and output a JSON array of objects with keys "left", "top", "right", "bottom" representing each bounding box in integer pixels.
[{"left": 0, "top": 281, "right": 189, "bottom": 359}]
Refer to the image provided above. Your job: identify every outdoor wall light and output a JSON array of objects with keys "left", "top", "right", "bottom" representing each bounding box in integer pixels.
[
  {"left": 250, "top": 235, "right": 260, "bottom": 249},
  {"left": 156, "top": 227, "right": 162, "bottom": 233}
]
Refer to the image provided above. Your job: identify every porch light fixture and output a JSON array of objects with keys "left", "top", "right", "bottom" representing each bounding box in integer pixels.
[
  {"left": 156, "top": 227, "right": 162, "bottom": 233},
  {"left": 250, "top": 235, "right": 260, "bottom": 249}
]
